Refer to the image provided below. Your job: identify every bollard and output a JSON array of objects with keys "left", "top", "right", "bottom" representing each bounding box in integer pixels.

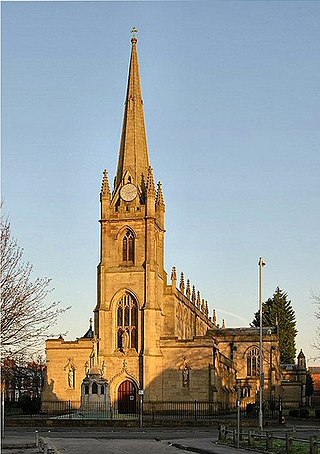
[
  {"left": 310, "top": 435, "right": 318, "bottom": 454},
  {"left": 219, "top": 424, "right": 226, "bottom": 442},
  {"left": 232, "top": 428, "right": 236, "bottom": 446},
  {"left": 286, "top": 432, "right": 293, "bottom": 454},
  {"left": 266, "top": 431, "right": 274, "bottom": 450},
  {"left": 248, "top": 429, "right": 255, "bottom": 447}
]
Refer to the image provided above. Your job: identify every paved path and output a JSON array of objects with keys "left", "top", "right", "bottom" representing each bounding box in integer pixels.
[
  {"left": 3, "top": 422, "right": 319, "bottom": 454},
  {"left": 1, "top": 428, "right": 262, "bottom": 454},
  {"left": 39, "top": 436, "right": 263, "bottom": 454}
]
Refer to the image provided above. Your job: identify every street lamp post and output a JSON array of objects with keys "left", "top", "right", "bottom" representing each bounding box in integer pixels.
[{"left": 258, "top": 257, "right": 266, "bottom": 431}]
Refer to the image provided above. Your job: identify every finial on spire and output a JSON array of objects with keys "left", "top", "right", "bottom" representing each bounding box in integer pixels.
[
  {"left": 89, "top": 318, "right": 92, "bottom": 329},
  {"left": 131, "top": 27, "right": 138, "bottom": 43},
  {"left": 131, "top": 27, "right": 138, "bottom": 37}
]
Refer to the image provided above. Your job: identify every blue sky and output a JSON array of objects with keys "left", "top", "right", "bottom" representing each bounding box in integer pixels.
[{"left": 2, "top": 1, "right": 320, "bottom": 364}]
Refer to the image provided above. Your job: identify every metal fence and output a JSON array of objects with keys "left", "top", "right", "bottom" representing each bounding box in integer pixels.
[
  {"left": 143, "top": 401, "right": 231, "bottom": 422},
  {"left": 219, "top": 426, "right": 320, "bottom": 454},
  {"left": 4, "top": 399, "right": 280, "bottom": 422}
]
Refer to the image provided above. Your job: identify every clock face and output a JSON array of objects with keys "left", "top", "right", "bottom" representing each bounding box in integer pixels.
[{"left": 120, "top": 183, "right": 137, "bottom": 202}]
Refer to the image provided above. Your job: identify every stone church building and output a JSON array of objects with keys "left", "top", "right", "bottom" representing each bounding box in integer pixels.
[{"left": 43, "top": 35, "right": 306, "bottom": 412}]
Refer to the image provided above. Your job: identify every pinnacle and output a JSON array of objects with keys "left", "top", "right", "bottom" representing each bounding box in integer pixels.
[
  {"left": 196, "top": 291, "right": 201, "bottom": 308},
  {"left": 100, "top": 169, "right": 111, "bottom": 199},
  {"left": 186, "top": 279, "right": 191, "bottom": 299},
  {"left": 179, "top": 272, "right": 185, "bottom": 293},
  {"left": 156, "top": 182, "right": 165, "bottom": 207},
  {"left": 213, "top": 309, "right": 217, "bottom": 325},
  {"left": 146, "top": 166, "right": 156, "bottom": 196},
  {"left": 191, "top": 286, "right": 196, "bottom": 304},
  {"left": 171, "top": 266, "right": 177, "bottom": 282}
]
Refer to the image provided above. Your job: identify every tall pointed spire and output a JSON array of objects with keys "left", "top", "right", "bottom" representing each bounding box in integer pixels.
[{"left": 114, "top": 31, "right": 150, "bottom": 192}]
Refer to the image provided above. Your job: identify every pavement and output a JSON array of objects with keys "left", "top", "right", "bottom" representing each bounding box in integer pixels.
[
  {"left": 2, "top": 422, "right": 320, "bottom": 454},
  {"left": 1, "top": 427, "right": 262, "bottom": 454}
]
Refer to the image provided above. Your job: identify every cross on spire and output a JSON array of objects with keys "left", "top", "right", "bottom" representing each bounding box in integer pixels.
[{"left": 131, "top": 27, "right": 138, "bottom": 38}]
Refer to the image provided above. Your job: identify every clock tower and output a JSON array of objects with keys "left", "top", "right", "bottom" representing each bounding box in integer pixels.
[
  {"left": 94, "top": 34, "right": 166, "bottom": 401},
  {"left": 43, "top": 33, "right": 289, "bottom": 413}
]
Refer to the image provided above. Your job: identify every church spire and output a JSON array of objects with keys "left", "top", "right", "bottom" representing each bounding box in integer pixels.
[{"left": 114, "top": 30, "right": 150, "bottom": 192}]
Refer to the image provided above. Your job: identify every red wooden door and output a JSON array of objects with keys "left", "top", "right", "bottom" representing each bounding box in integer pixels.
[{"left": 118, "top": 380, "right": 137, "bottom": 414}]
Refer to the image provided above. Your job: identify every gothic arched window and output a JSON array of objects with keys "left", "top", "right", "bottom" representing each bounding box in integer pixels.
[
  {"left": 92, "top": 382, "right": 98, "bottom": 394},
  {"left": 117, "top": 293, "right": 138, "bottom": 350},
  {"left": 247, "top": 347, "right": 260, "bottom": 377},
  {"left": 122, "top": 229, "right": 135, "bottom": 263}
]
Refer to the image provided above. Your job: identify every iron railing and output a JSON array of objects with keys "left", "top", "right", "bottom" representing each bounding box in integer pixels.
[{"left": 4, "top": 398, "right": 280, "bottom": 421}]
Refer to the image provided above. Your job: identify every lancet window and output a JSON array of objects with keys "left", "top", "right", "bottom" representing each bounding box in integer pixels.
[
  {"left": 246, "top": 347, "right": 260, "bottom": 377},
  {"left": 117, "top": 293, "right": 138, "bottom": 350},
  {"left": 122, "top": 229, "right": 135, "bottom": 262}
]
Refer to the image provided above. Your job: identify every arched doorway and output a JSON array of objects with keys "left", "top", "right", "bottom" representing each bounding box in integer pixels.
[{"left": 117, "top": 380, "right": 137, "bottom": 414}]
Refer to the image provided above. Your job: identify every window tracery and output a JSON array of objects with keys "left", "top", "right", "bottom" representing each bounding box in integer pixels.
[
  {"left": 117, "top": 293, "right": 138, "bottom": 350},
  {"left": 246, "top": 347, "right": 260, "bottom": 376},
  {"left": 122, "top": 229, "right": 135, "bottom": 262}
]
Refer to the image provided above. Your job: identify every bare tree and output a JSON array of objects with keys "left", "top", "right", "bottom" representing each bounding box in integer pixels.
[
  {"left": 2, "top": 353, "right": 46, "bottom": 404},
  {"left": 1, "top": 215, "right": 68, "bottom": 357},
  {"left": 311, "top": 292, "right": 320, "bottom": 356}
]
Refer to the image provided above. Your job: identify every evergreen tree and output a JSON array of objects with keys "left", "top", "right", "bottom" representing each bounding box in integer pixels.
[
  {"left": 306, "top": 370, "right": 314, "bottom": 398},
  {"left": 251, "top": 287, "right": 297, "bottom": 364}
]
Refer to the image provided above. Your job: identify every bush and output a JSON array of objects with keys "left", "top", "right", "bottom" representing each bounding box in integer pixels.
[
  {"left": 299, "top": 408, "right": 309, "bottom": 418},
  {"left": 315, "top": 409, "right": 320, "bottom": 418},
  {"left": 246, "top": 403, "right": 256, "bottom": 415},
  {"left": 288, "top": 409, "right": 299, "bottom": 417},
  {"left": 18, "top": 395, "right": 41, "bottom": 414}
]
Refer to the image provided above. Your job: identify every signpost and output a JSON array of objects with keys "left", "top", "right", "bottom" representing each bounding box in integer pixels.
[
  {"left": 258, "top": 257, "right": 266, "bottom": 431},
  {"left": 138, "top": 389, "right": 144, "bottom": 428}
]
